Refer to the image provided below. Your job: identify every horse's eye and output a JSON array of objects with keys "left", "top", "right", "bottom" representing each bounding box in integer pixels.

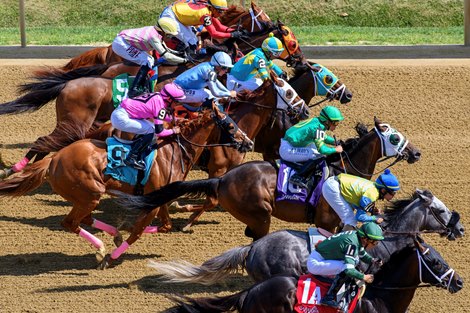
[
  {"left": 389, "top": 134, "right": 400, "bottom": 145},
  {"left": 323, "top": 75, "right": 334, "bottom": 85},
  {"left": 286, "top": 90, "right": 293, "bottom": 99}
]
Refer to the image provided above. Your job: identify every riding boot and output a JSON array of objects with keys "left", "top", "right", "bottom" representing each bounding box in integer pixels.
[
  {"left": 124, "top": 133, "right": 154, "bottom": 170},
  {"left": 289, "top": 158, "right": 323, "bottom": 189},
  {"left": 128, "top": 65, "right": 151, "bottom": 98},
  {"left": 320, "top": 272, "right": 348, "bottom": 308}
]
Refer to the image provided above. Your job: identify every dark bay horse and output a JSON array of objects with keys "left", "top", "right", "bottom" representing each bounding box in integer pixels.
[
  {"left": 163, "top": 238, "right": 463, "bottom": 313},
  {"left": 175, "top": 62, "right": 352, "bottom": 230},
  {"left": 118, "top": 118, "right": 421, "bottom": 238},
  {"left": 0, "top": 110, "right": 253, "bottom": 269},
  {"left": 144, "top": 189, "right": 464, "bottom": 285}
]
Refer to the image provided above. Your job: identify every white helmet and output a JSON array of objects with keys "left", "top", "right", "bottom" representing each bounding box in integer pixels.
[{"left": 210, "top": 51, "right": 234, "bottom": 68}]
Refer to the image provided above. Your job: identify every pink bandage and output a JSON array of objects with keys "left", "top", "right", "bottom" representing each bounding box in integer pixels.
[
  {"left": 79, "top": 228, "right": 104, "bottom": 250},
  {"left": 111, "top": 241, "right": 130, "bottom": 260},
  {"left": 12, "top": 157, "right": 29, "bottom": 172},
  {"left": 144, "top": 226, "right": 159, "bottom": 234},
  {"left": 92, "top": 219, "right": 118, "bottom": 236}
]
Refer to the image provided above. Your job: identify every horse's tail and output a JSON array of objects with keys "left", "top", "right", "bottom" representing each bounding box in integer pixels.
[
  {"left": 0, "top": 64, "right": 109, "bottom": 116},
  {"left": 149, "top": 244, "right": 251, "bottom": 285},
  {"left": 30, "top": 119, "right": 93, "bottom": 153},
  {"left": 164, "top": 292, "right": 244, "bottom": 313},
  {"left": 0, "top": 158, "right": 51, "bottom": 197},
  {"left": 60, "top": 46, "right": 110, "bottom": 71},
  {"left": 115, "top": 178, "right": 220, "bottom": 213}
]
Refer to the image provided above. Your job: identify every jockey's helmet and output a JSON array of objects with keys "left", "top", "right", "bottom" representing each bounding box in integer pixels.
[
  {"left": 210, "top": 51, "right": 234, "bottom": 68},
  {"left": 208, "top": 0, "right": 229, "bottom": 11},
  {"left": 160, "top": 82, "right": 186, "bottom": 102},
  {"left": 357, "top": 222, "right": 384, "bottom": 241},
  {"left": 318, "top": 106, "right": 344, "bottom": 124},
  {"left": 375, "top": 169, "right": 400, "bottom": 192},
  {"left": 156, "top": 17, "right": 178, "bottom": 36},
  {"left": 261, "top": 33, "right": 285, "bottom": 57}
]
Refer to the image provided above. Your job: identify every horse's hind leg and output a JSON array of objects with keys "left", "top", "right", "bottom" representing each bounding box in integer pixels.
[
  {"left": 0, "top": 150, "right": 49, "bottom": 179},
  {"left": 182, "top": 196, "right": 218, "bottom": 232},
  {"left": 156, "top": 204, "right": 172, "bottom": 233},
  {"left": 82, "top": 214, "right": 124, "bottom": 248}
]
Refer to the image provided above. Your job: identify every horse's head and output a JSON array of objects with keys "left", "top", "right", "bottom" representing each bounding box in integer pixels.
[
  {"left": 274, "top": 21, "right": 305, "bottom": 67},
  {"left": 271, "top": 72, "right": 309, "bottom": 121},
  {"left": 308, "top": 63, "right": 353, "bottom": 104},
  {"left": 211, "top": 106, "right": 254, "bottom": 153},
  {"left": 374, "top": 117, "right": 421, "bottom": 163},
  {"left": 220, "top": 2, "right": 271, "bottom": 33},
  {"left": 414, "top": 189, "right": 465, "bottom": 240},
  {"left": 415, "top": 239, "right": 463, "bottom": 293}
]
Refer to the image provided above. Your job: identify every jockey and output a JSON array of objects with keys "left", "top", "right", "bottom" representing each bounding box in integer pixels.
[
  {"left": 173, "top": 51, "right": 236, "bottom": 108},
  {"left": 160, "top": 0, "right": 244, "bottom": 54},
  {"left": 280, "top": 106, "right": 344, "bottom": 189},
  {"left": 227, "top": 33, "right": 287, "bottom": 92},
  {"left": 306, "top": 222, "right": 384, "bottom": 309},
  {"left": 110, "top": 82, "right": 186, "bottom": 170},
  {"left": 322, "top": 169, "right": 400, "bottom": 230},
  {"left": 112, "top": 17, "right": 188, "bottom": 98}
]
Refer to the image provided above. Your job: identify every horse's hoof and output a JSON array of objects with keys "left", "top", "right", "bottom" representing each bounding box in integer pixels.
[
  {"left": 95, "top": 246, "right": 107, "bottom": 263},
  {"left": 113, "top": 232, "right": 123, "bottom": 247},
  {"left": 97, "top": 254, "right": 114, "bottom": 270},
  {"left": 158, "top": 225, "right": 172, "bottom": 233},
  {"left": 182, "top": 224, "right": 194, "bottom": 233},
  {"left": 0, "top": 168, "right": 12, "bottom": 179}
]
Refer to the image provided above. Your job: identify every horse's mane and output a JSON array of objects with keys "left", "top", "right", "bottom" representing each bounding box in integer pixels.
[
  {"left": 288, "top": 61, "right": 316, "bottom": 83},
  {"left": 235, "top": 79, "right": 272, "bottom": 102},
  {"left": 382, "top": 189, "right": 433, "bottom": 228},
  {"left": 219, "top": 5, "right": 247, "bottom": 25},
  {"left": 326, "top": 122, "right": 368, "bottom": 163},
  {"left": 176, "top": 110, "right": 214, "bottom": 137}
]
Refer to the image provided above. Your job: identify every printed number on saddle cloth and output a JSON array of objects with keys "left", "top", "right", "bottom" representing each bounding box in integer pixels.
[{"left": 300, "top": 277, "right": 322, "bottom": 305}]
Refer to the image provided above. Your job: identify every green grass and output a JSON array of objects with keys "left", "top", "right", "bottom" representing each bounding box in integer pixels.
[{"left": 0, "top": 25, "right": 464, "bottom": 46}]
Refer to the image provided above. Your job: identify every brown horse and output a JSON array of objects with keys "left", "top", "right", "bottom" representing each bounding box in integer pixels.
[
  {"left": 0, "top": 109, "right": 253, "bottom": 269},
  {"left": 60, "top": 2, "right": 297, "bottom": 71},
  {"left": 175, "top": 61, "right": 352, "bottom": 230},
  {"left": 117, "top": 118, "right": 421, "bottom": 239}
]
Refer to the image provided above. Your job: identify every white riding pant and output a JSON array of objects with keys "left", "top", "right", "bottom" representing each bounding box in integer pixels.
[
  {"left": 179, "top": 87, "right": 216, "bottom": 103},
  {"left": 279, "top": 139, "right": 322, "bottom": 163},
  {"left": 110, "top": 106, "right": 155, "bottom": 135},
  {"left": 160, "top": 7, "right": 198, "bottom": 47},
  {"left": 112, "top": 36, "right": 154, "bottom": 67},
  {"left": 226, "top": 74, "right": 263, "bottom": 92},
  {"left": 307, "top": 250, "right": 347, "bottom": 276},
  {"left": 322, "top": 176, "right": 357, "bottom": 227}
]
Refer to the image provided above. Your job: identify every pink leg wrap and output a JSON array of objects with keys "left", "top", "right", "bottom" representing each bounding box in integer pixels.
[
  {"left": 143, "top": 226, "right": 159, "bottom": 234},
  {"left": 79, "top": 228, "right": 104, "bottom": 250},
  {"left": 12, "top": 157, "right": 29, "bottom": 172},
  {"left": 92, "top": 219, "right": 118, "bottom": 236},
  {"left": 111, "top": 241, "right": 130, "bottom": 260}
]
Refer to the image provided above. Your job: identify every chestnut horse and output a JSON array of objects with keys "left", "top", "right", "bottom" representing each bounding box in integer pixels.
[
  {"left": 116, "top": 118, "right": 421, "bottom": 239},
  {"left": 0, "top": 109, "right": 253, "bottom": 269},
  {"left": 163, "top": 238, "right": 463, "bottom": 313}
]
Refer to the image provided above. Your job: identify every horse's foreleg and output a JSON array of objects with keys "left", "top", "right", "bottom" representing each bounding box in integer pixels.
[
  {"left": 82, "top": 215, "right": 124, "bottom": 248},
  {"left": 182, "top": 196, "right": 218, "bottom": 232},
  {"left": 157, "top": 204, "right": 172, "bottom": 233}
]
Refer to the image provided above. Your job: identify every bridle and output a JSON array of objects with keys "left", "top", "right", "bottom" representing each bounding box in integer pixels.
[{"left": 306, "top": 63, "right": 348, "bottom": 108}]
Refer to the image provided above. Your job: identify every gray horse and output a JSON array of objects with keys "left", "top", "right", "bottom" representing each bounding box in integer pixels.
[{"left": 149, "top": 189, "right": 464, "bottom": 284}]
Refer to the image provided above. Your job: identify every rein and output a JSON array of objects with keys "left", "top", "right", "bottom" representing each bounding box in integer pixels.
[
  {"left": 340, "top": 149, "right": 403, "bottom": 177},
  {"left": 176, "top": 132, "right": 240, "bottom": 148}
]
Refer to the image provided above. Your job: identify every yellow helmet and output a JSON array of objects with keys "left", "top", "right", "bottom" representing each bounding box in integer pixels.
[
  {"left": 156, "top": 17, "right": 178, "bottom": 36},
  {"left": 208, "top": 0, "right": 228, "bottom": 11}
]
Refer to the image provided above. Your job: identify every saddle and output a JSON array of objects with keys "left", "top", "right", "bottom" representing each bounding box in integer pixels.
[{"left": 294, "top": 274, "right": 363, "bottom": 313}]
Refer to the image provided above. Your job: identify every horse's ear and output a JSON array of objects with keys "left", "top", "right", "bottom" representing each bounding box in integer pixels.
[
  {"left": 374, "top": 116, "right": 382, "bottom": 127},
  {"left": 415, "top": 189, "right": 433, "bottom": 206},
  {"left": 251, "top": 2, "right": 257, "bottom": 10}
]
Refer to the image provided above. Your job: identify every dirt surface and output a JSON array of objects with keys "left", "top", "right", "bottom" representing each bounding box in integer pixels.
[{"left": 0, "top": 58, "right": 469, "bottom": 313}]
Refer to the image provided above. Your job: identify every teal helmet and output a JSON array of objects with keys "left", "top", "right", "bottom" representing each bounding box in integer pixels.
[
  {"left": 357, "top": 222, "right": 384, "bottom": 241},
  {"left": 261, "top": 33, "right": 285, "bottom": 57},
  {"left": 318, "top": 106, "right": 344, "bottom": 123},
  {"left": 375, "top": 169, "right": 400, "bottom": 192}
]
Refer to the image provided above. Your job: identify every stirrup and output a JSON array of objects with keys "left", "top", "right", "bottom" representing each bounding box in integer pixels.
[
  {"left": 320, "top": 297, "right": 339, "bottom": 308},
  {"left": 124, "top": 158, "right": 146, "bottom": 170}
]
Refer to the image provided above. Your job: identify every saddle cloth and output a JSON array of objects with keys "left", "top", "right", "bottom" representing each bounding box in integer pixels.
[
  {"left": 103, "top": 136, "right": 155, "bottom": 186},
  {"left": 276, "top": 160, "right": 327, "bottom": 208}
]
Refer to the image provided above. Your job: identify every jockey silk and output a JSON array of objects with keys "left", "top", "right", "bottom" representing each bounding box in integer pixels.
[{"left": 230, "top": 48, "right": 283, "bottom": 81}]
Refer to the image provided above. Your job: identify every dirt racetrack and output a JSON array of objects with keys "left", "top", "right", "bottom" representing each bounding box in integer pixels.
[{"left": 0, "top": 58, "right": 469, "bottom": 313}]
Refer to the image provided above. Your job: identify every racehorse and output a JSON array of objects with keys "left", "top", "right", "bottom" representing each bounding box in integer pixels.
[
  {"left": 175, "top": 61, "right": 352, "bottom": 230},
  {"left": 117, "top": 118, "right": 421, "bottom": 238},
  {"left": 143, "top": 189, "right": 464, "bottom": 285},
  {"left": 59, "top": 2, "right": 302, "bottom": 71},
  {"left": 0, "top": 109, "right": 253, "bottom": 269},
  {"left": 162, "top": 238, "right": 463, "bottom": 313}
]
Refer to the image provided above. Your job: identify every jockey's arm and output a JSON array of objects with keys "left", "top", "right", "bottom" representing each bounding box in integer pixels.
[
  {"left": 201, "top": 15, "right": 233, "bottom": 39},
  {"left": 207, "top": 71, "right": 232, "bottom": 98},
  {"left": 314, "top": 137, "right": 338, "bottom": 155},
  {"left": 267, "top": 60, "right": 284, "bottom": 77},
  {"left": 343, "top": 248, "right": 366, "bottom": 280},
  {"left": 154, "top": 121, "right": 176, "bottom": 138},
  {"left": 211, "top": 17, "right": 236, "bottom": 33},
  {"left": 150, "top": 39, "right": 187, "bottom": 65}
]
